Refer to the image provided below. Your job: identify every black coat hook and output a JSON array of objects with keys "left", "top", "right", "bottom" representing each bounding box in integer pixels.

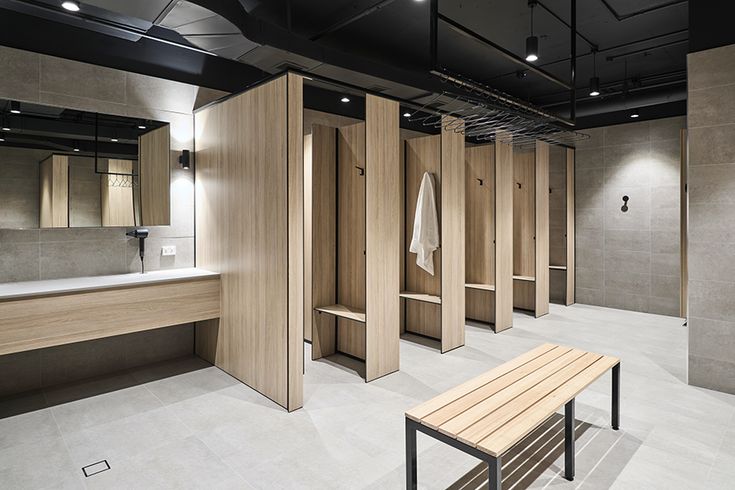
[
  {"left": 516, "top": 182, "right": 522, "bottom": 189},
  {"left": 621, "top": 195, "right": 629, "bottom": 213},
  {"left": 477, "top": 178, "right": 483, "bottom": 186},
  {"left": 355, "top": 166, "right": 364, "bottom": 176}
]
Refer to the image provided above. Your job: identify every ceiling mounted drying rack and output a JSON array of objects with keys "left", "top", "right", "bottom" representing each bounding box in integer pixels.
[{"left": 405, "top": 69, "right": 589, "bottom": 147}]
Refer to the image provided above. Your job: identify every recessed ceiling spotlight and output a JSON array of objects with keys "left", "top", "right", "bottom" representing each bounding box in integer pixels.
[
  {"left": 73, "top": 147, "right": 80, "bottom": 152},
  {"left": 403, "top": 112, "right": 411, "bottom": 118},
  {"left": 138, "top": 124, "right": 146, "bottom": 129},
  {"left": 340, "top": 96, "right": 350, "bottom": 103},
  {"left": 1, "top": 127, "right": 10, "bottom": 131},
  {"left": 0, "top": 137, "right": 4, "bottom": 142},
  {"left": 630, "top": 109, "right": 640, "bottom": 118},
  {"left": 61, "top": 1, "right": 80, "bottom": 12},
  {"left": 110, "top": 138, "right": 119, "bottom": 142},
  {"left": 10, "top": 101, "right": 21, "bottom": 114}
]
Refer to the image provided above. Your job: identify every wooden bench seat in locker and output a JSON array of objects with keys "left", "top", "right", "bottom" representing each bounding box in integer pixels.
[
  {"left": 306, "top": 94, "right": 401, "bottom": 382},
  {"left": 464, "top": 135, "right": 514, "bottom": 332},
  {"left": 401, "top": 118, "right": 465, "bottom": 353}
]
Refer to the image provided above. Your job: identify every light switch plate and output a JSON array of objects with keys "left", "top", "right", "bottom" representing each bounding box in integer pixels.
[{"left": 161, "top": 245, "right": 176, "bottom": 256}]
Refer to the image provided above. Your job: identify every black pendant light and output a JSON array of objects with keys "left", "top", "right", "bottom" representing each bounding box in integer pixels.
[
  {"left": 525, "top": 2, "right": 539, "bottom": 62},
  {"left": 589, "top": 49, "right": 600, "bottom": 96}
]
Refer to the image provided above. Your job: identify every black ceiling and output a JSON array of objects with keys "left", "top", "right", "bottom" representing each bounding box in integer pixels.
[{"left": 0, "top": 0, "right": 699, "bottom": 128}]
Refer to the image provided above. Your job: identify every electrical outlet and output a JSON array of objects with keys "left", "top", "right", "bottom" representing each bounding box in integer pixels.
[{"left": 161, "top": 245, "right": 176, "bottom": 256}]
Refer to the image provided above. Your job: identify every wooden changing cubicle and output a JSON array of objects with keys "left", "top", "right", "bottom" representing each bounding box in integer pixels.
[
  {"left": 464, "top": 134, "right": 515, "bottom": 332},
  {"left": 305, "top": 95, "right": 401, "bottom": 382},
  {"left": 512, "top": 141, "right": 550, "bottom": 317},
  {"left": 400, "top": 118, "right": 465, "bottom": 353},
  {"left": 549, "top": 145, "right": 575, "bottom": 305}
]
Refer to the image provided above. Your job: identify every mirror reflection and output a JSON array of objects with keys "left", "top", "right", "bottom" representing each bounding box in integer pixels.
[{"left": 0, "top": 99, "right": 170, "bottom": 229}]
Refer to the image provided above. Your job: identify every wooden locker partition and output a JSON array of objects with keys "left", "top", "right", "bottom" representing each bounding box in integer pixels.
[
  {"left": 494, "top": 134, "right": 514, "bottom": 331},
  {"left": 464, "top": 135, "right": 514, "bottom": 332},
  {"left": 194, "top": 73, "right": 304, "bottom": 411},
  {"left": 39, "top": 154, "right": 69, "bottom": 228},
  {"left": 308, "top": 95, "right": 400, "bottom": 382},
  {"left": 511, "top": 140, "right": 549, "bottom": 318},
  {"left": 401, "top": 117, "right": 465, "bottom": 353},
  {"left": 548, "top": 145, "right": 575, "bottom": 306}
]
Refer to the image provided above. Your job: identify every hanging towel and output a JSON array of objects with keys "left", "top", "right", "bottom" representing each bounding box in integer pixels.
[{"left": 409, "top": 172, "right": 440, "bottom": 275}]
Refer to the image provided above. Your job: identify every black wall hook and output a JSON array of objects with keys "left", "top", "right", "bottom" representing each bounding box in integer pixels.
[
  {"left": 621, "top": 195, "right": 629, "bottom": 213},
  {"left": 355, "top": 166, "right": 364, "bottom": 176},
  {"left": 516, "top": 182, "right": 522, "bottom": 189},
  {"left": 477, "top": 178, "right": 483, "bottom": 186}
]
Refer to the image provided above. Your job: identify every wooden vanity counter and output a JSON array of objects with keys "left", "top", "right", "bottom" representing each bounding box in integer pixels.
[{"left": 0, "top": 268, "right": 220, "bottom": 355}]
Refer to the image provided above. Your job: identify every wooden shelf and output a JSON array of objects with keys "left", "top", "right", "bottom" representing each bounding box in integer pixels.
[
  {"left": 400, "top": 291, "right": 442, "bottom": 305},
  {"left": 549, "top": 265, "right": 567, "bottom": 271},
  {"left": 314, "top": 304, "right": 366, "bottom": 323},
  {"left": 465, "top": 283, "right": 496, "bottom": 292},
  {"left": 513, "top": 275, "right": 536, "bottom": 282}
]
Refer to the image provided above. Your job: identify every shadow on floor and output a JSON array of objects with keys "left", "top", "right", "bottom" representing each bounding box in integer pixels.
[
  {"left": 446, "top": 414, "right": 603, "bottom": 490},
  {"left": 314, "top": 352, "right": 367, "bottom": 379},
  {"left": 0, "top": 355, "right": 213, "bottom": 419}
]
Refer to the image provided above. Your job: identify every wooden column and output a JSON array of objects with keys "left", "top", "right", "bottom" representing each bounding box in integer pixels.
[
  {"left": 535, "top": 141, "right": 550, "bottom": 317},
  {"left": 494, "top": 133, "right": 514, "bottom": 332},
  {"left": 365, "top": 94, "right": 400, "bottom": 382},
  {"left": 440, "top": 117, "right": 465, "bottom": 352}
]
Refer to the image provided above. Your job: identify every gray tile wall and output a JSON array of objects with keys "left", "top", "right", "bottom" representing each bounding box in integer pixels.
[
  {"left": 0, "top": 46, "right": 227, "bottom": 397},
  {"left": 549, "top": 144, "right": 567, "bottom": 303},
  {"left": 688, "top": 43, "right": 735, "bottom": 394},
  {"left": 575, "top": 116, "right": 684, "bottom": 317}
]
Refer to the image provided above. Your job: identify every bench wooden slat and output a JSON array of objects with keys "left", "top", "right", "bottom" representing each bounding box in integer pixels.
[
  {"left": 456, "top": 352, "right": 602, "bottom": 446},
  {"left": 421, "top": 346, "right": 574, "bottom": 429},
  {"left": 439, "top": 349, "right": 588, "bottom": 438},
  {"left": 478, "top": 355, "right": 619, "bottom": 456},
  {"left": 405, "top": 343, "right": 558, "bottom": 422}
]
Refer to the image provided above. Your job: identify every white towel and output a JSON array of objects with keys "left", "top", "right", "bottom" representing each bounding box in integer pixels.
[{"left": 409, "top": 172, "right": 440, "bottom": 275}]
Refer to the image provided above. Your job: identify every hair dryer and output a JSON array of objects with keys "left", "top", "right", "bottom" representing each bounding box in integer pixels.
[{"left": 126, "top": 228, "right": 149, "bottom": 273}]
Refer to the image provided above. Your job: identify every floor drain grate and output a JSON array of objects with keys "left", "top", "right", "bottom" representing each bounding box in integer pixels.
[{"left": 82, "top": 460, "right": 110, "bottom": 477}]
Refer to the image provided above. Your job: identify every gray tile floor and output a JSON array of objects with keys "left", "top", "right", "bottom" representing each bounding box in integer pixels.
[{"left": 1, "top": 303, "right": 734, "bottom": 489}]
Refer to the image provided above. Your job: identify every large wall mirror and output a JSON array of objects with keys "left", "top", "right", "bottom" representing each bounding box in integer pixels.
[{"left": 0, "top": 99, "right": 170, "bottom": 229}]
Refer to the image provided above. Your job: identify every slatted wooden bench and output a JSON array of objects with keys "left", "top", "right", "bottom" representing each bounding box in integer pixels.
[{"left": 405, "top": 343, "right": 620, "bottom": 489}]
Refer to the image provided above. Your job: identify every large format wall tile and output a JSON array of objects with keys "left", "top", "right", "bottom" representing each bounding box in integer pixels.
[
  {"left": 575, "top": 116, "right": 683, "bottom": 318},
  {"left": 0, "top": 47, "right": 206, "bottom": 398}
]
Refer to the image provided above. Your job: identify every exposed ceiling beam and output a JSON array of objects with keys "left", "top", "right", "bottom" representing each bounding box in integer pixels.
[
  {"left": 599, "top": 0, "right": 687, "bottom": 22},
  {"left": 310, "top": 0, "right": 398, "bottom": 41}
]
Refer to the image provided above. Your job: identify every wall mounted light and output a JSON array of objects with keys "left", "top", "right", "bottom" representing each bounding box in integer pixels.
[
  {"left": 179, "top": 149, "right": 191, "bottom": 169},
  {"left": 61, "top": 1, "right": 80, "bottom": 12},
  {"left": 10, "top": 101, "right": 21, "bottom": 114},
  {"left": 340, "top": 96, "right": 350, "bottom": 103},
  {"left": 525, "top": 1, "right": 539, "bottom": 62}
]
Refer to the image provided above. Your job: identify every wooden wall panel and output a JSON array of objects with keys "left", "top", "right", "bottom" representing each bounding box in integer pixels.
[
  {"left": 39, "top": 155, "right": 68, "bottom": 228},
  {"left": 513, "top": 280, "right": 535, "bottom": 311},
  {"left": 194, "top": 76, "right": 293, "bottom": 410},
  {"left": 139, "top": 125, "right": 171, "bottom": 226},
  {"left": 494, "top": 134, "right": 514, "bottom": 332},
  {"left": 336, "top": 122, "right": 367, "bottom": 359},
  {"left": 101, "top": 159, "right": 135, "bottom": 227},
  {"left": 566, "top": 148, "right": 575, "bottom": 306},
  {"left": 465, "top": 145, "right": 495, "bottom": 325},
  {"left": 287, "top": 73, "right": 304, "bottom": 411},
  {"left": 309, "top": 126, "right": 338, "bottom": 358},
  {"left": 513, "top": 148, "right": 535, "bottom": 278},
  {"left": 404, "top": 135, "right": 441, "bottom": 340},
  {"left": 0, "top": 276, "right": 220, "bottom": 356},
  {"left": 440, "top": 118, "right": 465, "bottom": 352},
  {"left": 365, "top": 94, "right": 400, "bottom": 382},
  {"left": 535, "top": 141, "right": 550, "bottom": 317}
]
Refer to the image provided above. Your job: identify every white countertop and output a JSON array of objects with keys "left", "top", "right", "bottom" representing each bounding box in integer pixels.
[{"left": 0, "top": 268, "right": 219, "bottom": 301}]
